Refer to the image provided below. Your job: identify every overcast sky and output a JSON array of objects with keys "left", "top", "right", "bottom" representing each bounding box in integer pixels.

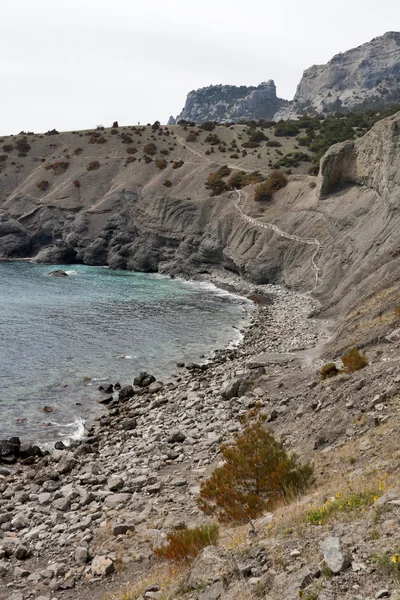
[{"left": 2, "top": 0, "right": 400, "bottom": 134}]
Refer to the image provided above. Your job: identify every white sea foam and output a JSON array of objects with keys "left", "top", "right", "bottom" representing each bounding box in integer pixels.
[{"left": 65, "top": 270, "right": 78, "bottom": 275}]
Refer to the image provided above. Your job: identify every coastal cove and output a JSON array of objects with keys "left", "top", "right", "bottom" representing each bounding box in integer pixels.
[{"left": 0, "top": 262, "right": 251, "bottom": 446}]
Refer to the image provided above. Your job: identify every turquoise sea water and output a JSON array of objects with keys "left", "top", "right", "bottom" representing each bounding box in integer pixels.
[{"left": 0, "top": 262, "right": 249, "bottom": 445}]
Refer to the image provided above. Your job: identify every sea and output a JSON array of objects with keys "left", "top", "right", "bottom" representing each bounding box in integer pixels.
[{"left": 0, "top": 262, "right": 250, "bottom": 447}]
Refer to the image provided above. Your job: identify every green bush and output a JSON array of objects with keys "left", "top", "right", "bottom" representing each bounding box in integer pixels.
[
  {"left": 205, "top": 133, "right": 221, "bottom": 145},
  {"left": 198, "top": 418, "right": 313, "bottom": 523},
  {"left": 154, "top": 524, "right": 219, "bottom": 563}
]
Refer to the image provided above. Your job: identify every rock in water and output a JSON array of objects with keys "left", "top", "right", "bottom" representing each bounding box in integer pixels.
[{"left": 47, "top": 270, "right": 68, "bottom": 277}]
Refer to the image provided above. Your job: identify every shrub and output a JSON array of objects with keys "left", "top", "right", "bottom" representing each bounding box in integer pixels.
[
  {"left": 45, "top": 129, "right": 59, "bottom": 135},
  {"left": 198, "top": 418, "right": 313, "bottom": 523},
  {"left": 341, "top": 347, "right": 368, "bottom": 373},
  {"left": 126, "top": 146, "right": 137, "bottom": 155},
  {"left": 125, "top": 156, "right": 136, "bottom": 164},
  {"left": 44, "top": 161, "right": 69, "bottom": 173},
  {"left": 112, "top": 121, "right": 119, "bottom": 128},
  {"left": 155, "top": 159, "right": 167, "bottom": 170},
  {"left": 307, "top": 488, "right": 381, "bottom": 526},
  {"left": 227, "top": 170, "right": 263, "bottom": 190},
  {"left": 74, "top": 147, "right": 83, "bottom": 155},
  {"left": 394, "top": 305, "right": 400, "bottom": 319},
  {"left": 152, "top": 120, "right": 160, "bottom": 131},
  {"left": 121, "top": 133, "right": 134, "bottom": 144},
  {"left": 15, "top": 140, "right": 31, "bottom": 153},
  {"left": 205, "top": 133, "right": 221, "bottom": 145},
  {"left": 266, "top": 140, "right": 282, "bottom": 147},
  {"left": 185, "top": 131, "right": 198, "bottom": 142},
  {"left": 144, "top": 155, "right": 153, "bottom": 164},
  {"left": 2, "top": 144, "right": 13, "bottom": 153},
  {"left": 206, "top": 166, "right": 232, "bottom": 196},
  {"left": 154, "top": 524, "right": 219, "bottom": 563},
  {"left": 163, "top": 179, "right": 172, "bottom": 187},
  {"left": 199, "top": 121, "right": 216, "bottom": 131},
  {"left": 320, "top": 362, "right": 339, "bottom": 380},
  {"left": 254, "top": 170, "right": 287, "bottom": 202},
  {"left": 88, "top": 135, "right": 107, "bottom": 144},
  {"left": 274, "top": 121, "right": 300, "bottom": 137},
  {"left": 144, "top": 142, "right": 157, "bottom": 156},
  {"left": 172, "top": 160, "right": 184, "bottom": 169},
  {"left": 87, "top": 160, "right": 100, "bottom": 171},
  {"left": 72, "top": 179, "right": 80, "bottom": 188},
  {"left": 36, "top": 180, "right": 49, "bottom": 191}
]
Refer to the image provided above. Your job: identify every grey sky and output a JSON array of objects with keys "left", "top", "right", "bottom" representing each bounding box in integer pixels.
[{"left": 2, "top": 0, "right": 400, "bottom": 134}]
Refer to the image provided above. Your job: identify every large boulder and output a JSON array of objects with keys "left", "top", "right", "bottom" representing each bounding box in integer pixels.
[
  {"left": 0, "top": 437, "right": 21, "bottom": 464},
  {"left": 35, "top": 244, "right": 77, "bottom": 264}
]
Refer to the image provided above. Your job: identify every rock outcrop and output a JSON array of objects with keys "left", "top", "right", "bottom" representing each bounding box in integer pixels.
[
  {"left": 175, "top": 80, "right": 286, "bottom": 123},
  {"left": 275, "top": 31, "right": 400, "bottom": 120}
]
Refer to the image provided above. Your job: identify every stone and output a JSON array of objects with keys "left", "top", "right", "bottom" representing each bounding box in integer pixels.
[
  {"left": 112, "top": 523, "right": 135, "bottom": 536},
  {"left": 375, "top": 590, "right": 390, "bottom": 599},
  {"left": 48, "top": 270, "right": 68, "bottom": 277},
  {"left": 52, "top": 497, "right": 71, "bottom": 512},
  {"left": 91, "top": 555, "right": 115, "bottom": 577},
  {"left": 74, "top": 546, "right": 88, "bottom": 565},
  {"left": 0, "top": 437, "right": 20, "bottom": 463},
  {"left": 57, "top": 455, "right": 77, "bottom": 474},
  {"left": 107, "top": 475, "right": 124, "bottom": 491},
  {"left": 320, "top": 536, "right": 351, "bottom": 574},
  {"left": 167, "top": 429, "right": 186, "bottom": 443},
  {"left": 119, "top": 385, "right": 134, "bottom": 401},
  {"left": 186, "top": 546, "right": 239, "bottom": 589},
  {"left": 103, "top": 493, "right": 131, "bottom": 507},
  {"left": 148, "top": 381, "right": 164, "bottom": 394},
  {"left": 133, "top": 371, "right": 156, "bottom": 388},
  {"left": 199, "top": 580, "right": 225, "bottom": 600}
]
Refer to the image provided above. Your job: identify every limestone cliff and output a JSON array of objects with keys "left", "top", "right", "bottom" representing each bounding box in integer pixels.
[
  {"left": 275, "top": 31, "right": 400, "bottom": 120},
  {"left": 174, "top": 80, "right": 286, "bottom": 123}
]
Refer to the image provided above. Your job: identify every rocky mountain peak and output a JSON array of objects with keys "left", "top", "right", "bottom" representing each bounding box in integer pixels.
[
  {"left": 173, "top": 80, "right": 286, "bottom": 123},
  {"left": 275, "top": 31, "right": 400, "bottom": 120}
]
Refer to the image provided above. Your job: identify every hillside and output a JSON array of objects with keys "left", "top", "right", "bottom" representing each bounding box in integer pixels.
[{"left": 1, "top": 112, "right": 400, "bottom": 599}]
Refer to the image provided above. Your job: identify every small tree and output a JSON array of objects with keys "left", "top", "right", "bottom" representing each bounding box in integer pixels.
[
  {"left": 198, "top": 418, "right": 313, "bottom": 523},
  {"left": 254, "top": 170, "right": 287, "bottom": 202}
]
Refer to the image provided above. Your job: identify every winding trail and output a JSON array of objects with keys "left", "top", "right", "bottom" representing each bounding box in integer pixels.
[
  {"left": 234, "top": 190, "right": 323, "bottom": 287},
  {"left": 173, "top": 132, "right": 323, "bottom": 288}
]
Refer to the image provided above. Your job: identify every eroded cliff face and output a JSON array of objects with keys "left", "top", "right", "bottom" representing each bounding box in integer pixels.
[
  {"left": 275, "top": 32, "right": 400, "bottom": 120},
  {"left": 174, "top": 80, "right": 286, "bottom": 123},
  {"left": 1, "top": 114, "right": 400, "bottom": 349}
]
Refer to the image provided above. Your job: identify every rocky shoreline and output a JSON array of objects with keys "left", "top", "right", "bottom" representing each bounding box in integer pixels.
[{"left": 0, "top": 277, "right": 329, "bottom": 600}]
